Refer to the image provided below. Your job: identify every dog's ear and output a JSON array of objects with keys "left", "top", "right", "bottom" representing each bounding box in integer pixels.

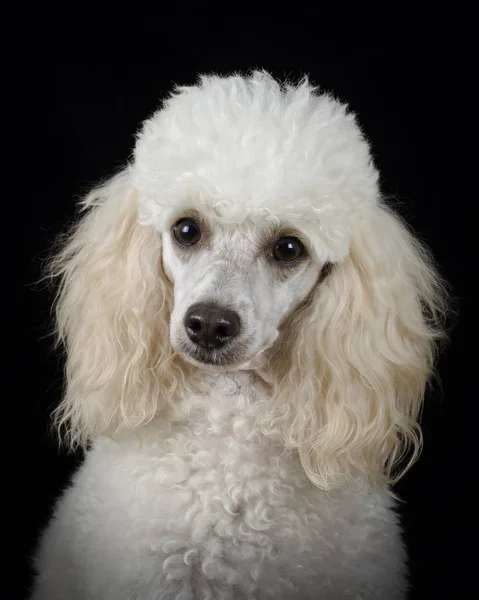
[
  {"left": 267, "top": 203, "right": 449, "bottom": 491},
  {"left": 48, "top": 169, "right": 179, "bottom": 449}
]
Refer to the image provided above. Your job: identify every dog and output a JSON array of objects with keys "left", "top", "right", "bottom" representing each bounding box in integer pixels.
[{"left": 29, "top": 70, "right": 448, "bottom": 599}]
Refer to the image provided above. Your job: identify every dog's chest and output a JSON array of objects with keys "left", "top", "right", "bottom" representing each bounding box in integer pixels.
[
  {"left": 76, "top": 375, "right": 375, "bottom": 597},
  {"left": 106, "top": 374, "right": 322, "bottom": 549}
]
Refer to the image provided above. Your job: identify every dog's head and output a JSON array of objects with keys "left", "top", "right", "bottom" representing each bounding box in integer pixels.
[{"left": 49, "top": 71, "right": 448, "bottom": 490}]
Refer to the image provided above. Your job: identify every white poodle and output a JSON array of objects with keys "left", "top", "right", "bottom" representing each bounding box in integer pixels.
[{"left": 30, "top": 70, "right": 447, "bottom": 600}]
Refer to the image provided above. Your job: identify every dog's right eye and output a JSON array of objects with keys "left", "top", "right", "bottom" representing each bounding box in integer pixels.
[
  {"left": 272, "top": 236, "right": 304, "bottom": 264},
  {"left": 173, "top": 218, "right": 201, "bottom": 246}
]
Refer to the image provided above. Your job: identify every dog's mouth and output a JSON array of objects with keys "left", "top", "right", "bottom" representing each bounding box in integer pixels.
[{"left": 175, "top": 339, "right": 250, "bottom": 370}]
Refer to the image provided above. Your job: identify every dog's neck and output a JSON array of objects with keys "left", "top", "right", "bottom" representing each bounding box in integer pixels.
[
  {"left": 185, "top": 358, "right": 274, "bottom": 400},
  {"left": 166, "top": 358, "right": 277, "bottom": 437},
  {"left": 236, "top": 354, "right": 274, "bottom": 394},
  {"left": 238, "top": 368, "right": 273, "bottom": 396}
]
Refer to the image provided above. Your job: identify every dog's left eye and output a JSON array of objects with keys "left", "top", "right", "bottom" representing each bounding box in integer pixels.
[
  {"left": 272, "top": 237, "right": 304, "bottom": 264},
  {"left": 173, "top": 218, "right": 201, "bottom": 246}
]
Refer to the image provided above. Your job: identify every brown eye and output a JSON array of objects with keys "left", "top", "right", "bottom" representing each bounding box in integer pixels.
[
  {"left": 173, "top": 218, "right": 201, "bottom": 246},
  {"left": 272, "top": 236, "right": 304, "bottom": 264}
]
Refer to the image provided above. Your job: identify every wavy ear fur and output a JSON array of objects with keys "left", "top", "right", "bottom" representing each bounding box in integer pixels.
[
  {"left": 265, "top": 202, "right": 449, "bottom": 491},
  {"left": 48, "top": 169, "right": 182, "bottom": 449}
]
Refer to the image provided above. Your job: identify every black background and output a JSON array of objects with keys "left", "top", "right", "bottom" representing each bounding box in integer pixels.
[{"left": 11, "top": 15, "right": 468, "bottom": 600}]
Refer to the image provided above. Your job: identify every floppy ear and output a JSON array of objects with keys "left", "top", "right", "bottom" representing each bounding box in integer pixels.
[
  {"left": 266, "top": 203, "right": 448, "bottom": 491},
  {"left": 48, "top": 168, "right": 180, "bottom": 449}
]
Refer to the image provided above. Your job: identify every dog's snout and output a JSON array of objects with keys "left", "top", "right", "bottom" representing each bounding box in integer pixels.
[{"left": 185, "top": 303, "right": 240, "bottom": 349}]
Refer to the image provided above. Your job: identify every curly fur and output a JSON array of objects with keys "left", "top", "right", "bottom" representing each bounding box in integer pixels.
[{"left": 30, "top": 70, "right": 449, "bottom": 600}]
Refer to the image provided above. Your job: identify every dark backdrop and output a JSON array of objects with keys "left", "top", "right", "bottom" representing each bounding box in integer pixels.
[{"left": 11, "top": 16, "right": 468, "bottom": 600}]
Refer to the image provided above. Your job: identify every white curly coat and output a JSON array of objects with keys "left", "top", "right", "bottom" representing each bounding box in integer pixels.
[{"left": 30, "top": 71, "right": 447, "bottom": 600}]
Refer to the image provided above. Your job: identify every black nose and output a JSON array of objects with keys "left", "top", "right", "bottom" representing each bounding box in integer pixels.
[{"left": 184, "top": 303, "right": 241, "bottom": 350}]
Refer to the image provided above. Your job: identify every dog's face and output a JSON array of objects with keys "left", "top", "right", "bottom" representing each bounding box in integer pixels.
[{"left": 162, "top": 210, "right": 324, "bottom": 369}]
